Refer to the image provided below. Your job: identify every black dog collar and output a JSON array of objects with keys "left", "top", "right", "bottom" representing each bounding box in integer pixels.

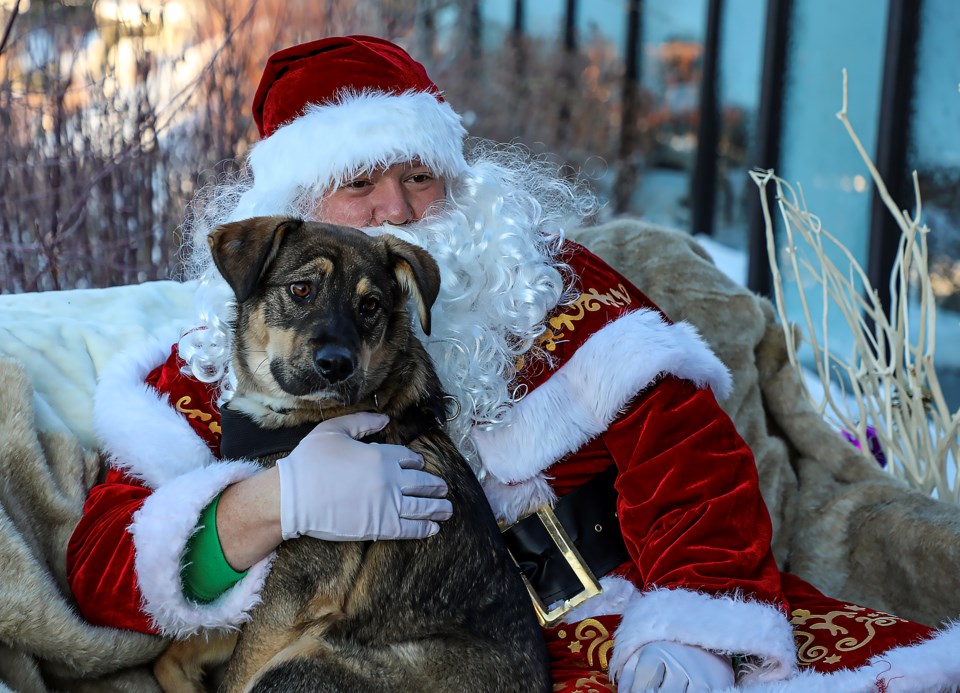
[
  {"left": 219, "top": 406, "right": 318, "bottom": 461},
  {"left": 218, "top": 398, "right": 448, "bottom": 462}
]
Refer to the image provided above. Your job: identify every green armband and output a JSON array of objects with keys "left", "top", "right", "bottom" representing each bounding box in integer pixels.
[{"left": 180, "top": 493, "right": 248, "bottom": 604}]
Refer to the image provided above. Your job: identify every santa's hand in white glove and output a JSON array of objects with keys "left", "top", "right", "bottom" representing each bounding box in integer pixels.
[
  {"left": 277, "top": 412, "right": 453, "bottom": 541},
  {"left": 614, "top": 640, "right": 735, "bottom": 693}
]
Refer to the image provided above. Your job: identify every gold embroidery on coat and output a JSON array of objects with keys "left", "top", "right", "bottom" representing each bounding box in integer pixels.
[
  {"left": 565, "top": 676, "right": 614, "bottom": 692},
  {"left": 790, "top": 605, "right": 908, "bottom": 666},
  {"left": 176, "top": 396, "right": 221, "bottom": 437},
  {"left": 535, "top": 284, "right": 633, "bottom": 353},
  {"left": 571, "top": 618, "right": 614, "bottom": 670}
]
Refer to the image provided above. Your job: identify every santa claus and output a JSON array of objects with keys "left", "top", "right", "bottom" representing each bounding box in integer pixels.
[{"left": 67, "top": 35, "right": 960, "bottom": 692}]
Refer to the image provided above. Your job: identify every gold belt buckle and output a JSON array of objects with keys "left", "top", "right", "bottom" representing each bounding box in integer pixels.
[{"left": 507, "top": 504, "right": 602, "bottom": 627}]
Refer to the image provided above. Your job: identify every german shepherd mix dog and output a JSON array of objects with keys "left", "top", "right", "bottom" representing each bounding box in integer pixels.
[{"left": 154, "top": 217, "right": 549, "bottom": 693}]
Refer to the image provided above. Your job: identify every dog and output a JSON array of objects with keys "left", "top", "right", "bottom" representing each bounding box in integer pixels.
[{"left": 153, "top": 216, "right": 550, "bottom": 692}]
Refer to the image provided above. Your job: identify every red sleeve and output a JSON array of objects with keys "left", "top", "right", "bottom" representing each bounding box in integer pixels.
[
  {"left": 604, "top": 375, "right": 787, "bottom": 610},
  {"left": 66, "top": 343, "right": 221, "bottom": 634},
  {"left": 66, "top": 467, "right": 157, "bottom": 634}
]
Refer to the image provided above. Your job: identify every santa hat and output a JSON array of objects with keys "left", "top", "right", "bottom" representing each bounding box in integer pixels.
[{"left": 235, "top": 35, "right": 468, "bottom": 218}]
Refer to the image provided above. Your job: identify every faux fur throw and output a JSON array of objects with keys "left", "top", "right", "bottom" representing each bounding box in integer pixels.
[
  {"left": 0, "top": 280, "right": 193, "bottom": 692},
  {"left": 0, "top": 358, "right": 166, "bottom": 692}
]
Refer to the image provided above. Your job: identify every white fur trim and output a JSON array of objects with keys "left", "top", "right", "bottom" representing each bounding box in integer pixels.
[
  {"left": 233, "top": 90, "right": 468, "bottom": 220},
  {"left": 94, "top": 336, "right": 218, "bottom": 489},
  {"left": 471, "top": 309, "right": 732, "bottom": 486},
  {"left": 129, "top": 459, "right": 272, "bottom": 638},
  {"left": 715, "top": 621, "right": 960, "bottom": 692},
  {"left": 481, "top": 474, "right": 557, "bottom": 526},
  {"left": 561, "top": 575, "right": 640, "bottom": 622},
  {"left": 608, "top": 587, "right": 798, "bottom": 685}
]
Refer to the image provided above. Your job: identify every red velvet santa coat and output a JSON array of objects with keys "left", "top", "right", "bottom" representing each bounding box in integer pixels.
[{"left": 67, "top": 242, "right": 957, "bottom": 692}]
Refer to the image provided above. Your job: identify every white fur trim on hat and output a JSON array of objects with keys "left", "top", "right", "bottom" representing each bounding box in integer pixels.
[
  {"left": 129, "top": 459, "right": 272, "bottom": 638},
  {"left": 94, "top": 335, "right": 217, "bottom": 489},
  {"left": 233, "top": 90, "right": 468, "bottom": 220},
  {"left": 471, "top": 308, "right": 732, "bottom": 495}
]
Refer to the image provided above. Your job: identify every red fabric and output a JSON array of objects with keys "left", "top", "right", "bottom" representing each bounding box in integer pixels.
[
  {"left": 527, "top": 242, "right": 784, "bottom": 607},
  {"left": 66, "top": 466, "right": 156, "bottom": 633},
  {"left": 546, "top": 580, "right": 937, "bottom": 686},
  {"left": 515, "top": 241, "right": 663, "bottom": 396},
  {"left": 530, "top": 244, "right": 937, "bottom": 683},
  {"left": 66, "top": 345, "right": 220, "bottom": 635},
  {"left": 781, "top": 572, "right": 936, "bottom": 673},
  {"left": 252, "top": 35, "right": 441, "bottom": 138},
  {"left": 144, "top": 344, "right": 222, "bottom": 457},
  {"left": 606, "top": 376, "right": 785, "bottom": 606},
  {"left": 545, "top": 615, "right": 620, "bottom": 692}
]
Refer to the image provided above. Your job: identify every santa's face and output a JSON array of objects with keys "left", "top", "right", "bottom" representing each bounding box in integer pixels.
[{"left": 315, "top": 161, "right": 446, "bottom": 228}]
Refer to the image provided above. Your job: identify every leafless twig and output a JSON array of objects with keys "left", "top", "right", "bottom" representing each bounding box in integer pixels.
[{"left": 751, "top": 69, "right": 960, "bottom": 502}]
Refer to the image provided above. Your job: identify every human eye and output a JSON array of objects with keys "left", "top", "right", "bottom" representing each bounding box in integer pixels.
[
  {"left": 341, "top": 177, "right": 372, "bottom": 191},
  {"left": 406, "top": 169, "right": 437, "bottom": 186}
]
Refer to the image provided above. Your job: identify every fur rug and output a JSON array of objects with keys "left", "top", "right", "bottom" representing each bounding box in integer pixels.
[
  {"left": 0, "top": 357, "right": 166, "bottom": 692},
  {"left": 0, "top": 279, "right": 193, "bottom": 692}
]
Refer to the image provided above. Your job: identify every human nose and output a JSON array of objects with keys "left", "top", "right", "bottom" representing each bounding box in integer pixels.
[{"left": 372, "top": 179, "right": 414, "bottom": 226}]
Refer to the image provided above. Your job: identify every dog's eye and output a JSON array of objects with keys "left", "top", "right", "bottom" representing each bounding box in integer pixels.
[
  {"left": 360, "top": 297, "right": 380, "bottom": 316},
  {"left": 289, "top": 282, "right": 312, "bottom": 301}
]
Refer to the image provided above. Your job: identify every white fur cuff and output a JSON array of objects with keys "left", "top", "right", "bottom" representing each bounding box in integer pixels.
[
  {"left": 609, "top": 587, "right": 798, "bottom": 685},
  {"left": 129, "top": 459, "right": 272, "bottom": 638},
  {"left": 472, "top": 308, "right": 732, "bottom": 486},
  {"left": 709, "top": 621, "right": 960, "bottom": 692},
  {"left": 94, "top": 335, "right": 217, "bottom": 488}
]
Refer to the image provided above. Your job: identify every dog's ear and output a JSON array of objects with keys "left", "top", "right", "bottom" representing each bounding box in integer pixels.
[
  {"left": 207, "top": 217, "right": 302, "bottom": 303},
  {"left": 382, "top": 235, "right": 441, "bottom": 336}
]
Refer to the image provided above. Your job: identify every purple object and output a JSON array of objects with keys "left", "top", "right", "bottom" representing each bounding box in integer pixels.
[{"left": 841, "top": 426, "right": 887, "bottom": 467}]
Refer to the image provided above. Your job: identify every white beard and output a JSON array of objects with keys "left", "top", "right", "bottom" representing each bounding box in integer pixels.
[{"left": 362, "top": 200, "right": 566, "bottom": 469}]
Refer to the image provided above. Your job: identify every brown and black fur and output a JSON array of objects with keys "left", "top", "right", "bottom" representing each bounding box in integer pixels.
[{"left": 154, "top": 217, "right": 549, "bottom": 693}]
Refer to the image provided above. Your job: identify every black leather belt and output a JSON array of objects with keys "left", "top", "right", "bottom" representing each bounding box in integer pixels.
[{"left": 501, "top": 465, "right": 630, "bottom": 625}]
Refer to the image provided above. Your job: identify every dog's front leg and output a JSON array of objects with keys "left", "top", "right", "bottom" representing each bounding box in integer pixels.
[{"left": 154, "top": 630, "right": 238, "bottom": 693}]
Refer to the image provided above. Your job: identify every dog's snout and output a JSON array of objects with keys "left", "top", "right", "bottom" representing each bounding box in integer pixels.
[{"left": 313, "top": 345, "right": 356, "bottom": 383}]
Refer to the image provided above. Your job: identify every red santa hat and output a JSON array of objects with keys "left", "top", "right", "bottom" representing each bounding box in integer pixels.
[{"left": 241, "top": 35, "right": 468, "bottom": 212}]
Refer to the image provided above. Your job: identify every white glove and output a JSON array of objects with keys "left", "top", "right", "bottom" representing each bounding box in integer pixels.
[
  {"left": 277, "top": 412, "right": 453, "bottom": 541},
  {"left": 615, "top": 641, "right": 735, "bottom": 693}
]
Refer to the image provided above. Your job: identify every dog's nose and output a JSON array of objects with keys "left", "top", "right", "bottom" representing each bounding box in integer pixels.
[{"left": 313, "top": 346, "right": 356, "bottom": 383}]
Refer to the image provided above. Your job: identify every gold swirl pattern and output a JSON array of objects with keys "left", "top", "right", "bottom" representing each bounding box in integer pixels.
[
  {"left": 175, "top": 396, "right": 222, "bottom": 437},
  {"left": 562, "top": 618, "right": 615, "bottom": 670},
  {"left": 535, "top": 284, "right": 633, "bottom": 352},
  {"left": 552, "top": 675, "right": 614, "bottom": 693},
  {"left": 790, "top": 604, "right": 909, "bottom": 666}
]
